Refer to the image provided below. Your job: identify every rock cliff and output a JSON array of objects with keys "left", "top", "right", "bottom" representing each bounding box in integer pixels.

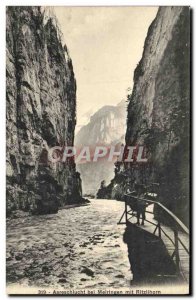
[
  {"left": 100, "top": 7, "right": 190, "bottom": 226},
  {"left": 6, "top": 7, "right": 84, "bottom": 216},
  {"left": 75, "top": 101, "right": 126, "bottom": 195}
]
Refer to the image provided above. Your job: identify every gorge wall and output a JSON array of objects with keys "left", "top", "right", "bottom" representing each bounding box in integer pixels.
[
  {"left": 6, "top": 7, "right": 84, "bottom": 216},
  {"left": 100, "top": 7, "right": 190, "bottom": 226}
]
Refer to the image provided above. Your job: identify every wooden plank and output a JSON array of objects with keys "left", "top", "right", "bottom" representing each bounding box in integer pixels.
[{"left": 126, "top": 202, "right": 190, "bottom": 283}]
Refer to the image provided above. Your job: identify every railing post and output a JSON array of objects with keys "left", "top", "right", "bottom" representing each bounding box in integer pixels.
[
  {"left": 158, "top": 222, "right": 161, "bottom": 238},
  {"left": 125, "top": 198, "right": 128, "bottom": 225},
  {"left": 174, "top": 228, "right": 180, "bottom": 272}
]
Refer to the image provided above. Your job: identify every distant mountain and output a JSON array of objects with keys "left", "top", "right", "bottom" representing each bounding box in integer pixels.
[{"left": 75, "top": 101, "right": 126, "bottom": 195}]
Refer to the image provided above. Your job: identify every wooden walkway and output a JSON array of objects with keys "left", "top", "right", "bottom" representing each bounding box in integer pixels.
[{"left": 118, "top": 195, "right": 190, "bottom": 284}]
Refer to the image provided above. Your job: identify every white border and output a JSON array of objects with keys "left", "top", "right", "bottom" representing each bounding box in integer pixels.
[{"left": 1, "top": 1, "right": 194, "bottom": 299}]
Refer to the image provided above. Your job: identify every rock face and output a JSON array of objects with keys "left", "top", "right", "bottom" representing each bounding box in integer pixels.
[
  {"left": 100, "top": 7, "right": 190, "bottom": 226},
  {"left": 75, "top": 101, "right": 126, "bottom": 195},
  {"left": 6, "top": 7, "right": 83, "bottom": 216},
  {"left": 76, "top": 101, "right": 126, "bottom": 147}
]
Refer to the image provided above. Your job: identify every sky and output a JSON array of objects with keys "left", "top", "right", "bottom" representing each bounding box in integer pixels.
[{"left": 52, "top": 6, "right": 158, "bottom": 132}]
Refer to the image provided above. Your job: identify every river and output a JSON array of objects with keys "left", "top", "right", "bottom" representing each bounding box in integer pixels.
[{"left": 7, "top": 199, "right": 132, "bottom": 290}]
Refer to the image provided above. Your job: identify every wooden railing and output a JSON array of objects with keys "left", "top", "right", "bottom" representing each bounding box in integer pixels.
[{"left": 118, "top": 192, "right": 189, "bottom": 276}]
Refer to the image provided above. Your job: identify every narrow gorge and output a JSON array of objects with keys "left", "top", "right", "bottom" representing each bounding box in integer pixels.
[
  {"left": 99, "top": 7, "right": 190, "bottom": 226},
  {"left": 6, "top": 6, "right": 190, "bottom": 293},
  {"left": 6, "top": 7, "right": 84, "bottom": 216}
]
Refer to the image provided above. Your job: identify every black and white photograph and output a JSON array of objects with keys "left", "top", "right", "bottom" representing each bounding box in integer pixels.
[{"left": 5, "top": 4, "right": 191, "bottom": 295}]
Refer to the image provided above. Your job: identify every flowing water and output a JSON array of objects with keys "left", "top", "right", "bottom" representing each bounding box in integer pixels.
[{"left": 7, "top": 199, "right": 132, "bottom": 290}]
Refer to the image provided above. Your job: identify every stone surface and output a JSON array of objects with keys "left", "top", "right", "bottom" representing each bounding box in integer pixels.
[
  {"left": 6, "top": 7, "right": 83, "bottom": 215},
  {"left": 99, "top": 7, "right": 190, "bottom": 226}
]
